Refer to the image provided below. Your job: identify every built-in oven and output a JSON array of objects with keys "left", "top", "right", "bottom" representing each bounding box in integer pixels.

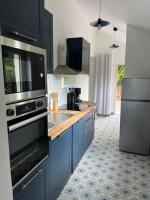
[
  {"left": 6, "top": 97, "right": 49, "bottom": 189},
  {"left": 0, "top": 36, "right": 47, "bottom": 104}
]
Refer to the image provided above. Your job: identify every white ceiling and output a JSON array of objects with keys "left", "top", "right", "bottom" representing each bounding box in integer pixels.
[{"left": 74, "top": 0, "right": 150, "bottom": 43}]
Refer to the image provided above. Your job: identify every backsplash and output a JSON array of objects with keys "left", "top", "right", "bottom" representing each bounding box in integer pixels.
[{"left": 47, "top": 74, "right": 89, "bottom": 108}]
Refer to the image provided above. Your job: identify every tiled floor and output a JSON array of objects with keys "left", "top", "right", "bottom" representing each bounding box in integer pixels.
[{"left": 58, "top": 115, "right": 150, "bottom": 200}]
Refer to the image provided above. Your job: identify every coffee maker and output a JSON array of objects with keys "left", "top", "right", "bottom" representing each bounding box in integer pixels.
[
  {"left": 74, "top": 88, "right": 81, "bottom": 103},
  {"left": 67, "top": 88, "right": 81, "bottom": 105}
]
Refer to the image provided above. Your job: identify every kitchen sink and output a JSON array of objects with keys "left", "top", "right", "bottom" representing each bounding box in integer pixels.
[{"left": 48, "top": 112, "right": 74, "bottom": 131}]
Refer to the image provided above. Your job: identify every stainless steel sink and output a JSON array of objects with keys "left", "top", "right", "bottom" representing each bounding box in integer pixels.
[{"left": 48, "top": 112, "right": 74, "bottom": 131}]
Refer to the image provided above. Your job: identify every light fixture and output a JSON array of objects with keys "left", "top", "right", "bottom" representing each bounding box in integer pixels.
[
  {"left": 110, "top": 27, "right": 119, "bottom": 48},
  {"left": 90, "top": 0, "right": 110, "bottom": 30}
]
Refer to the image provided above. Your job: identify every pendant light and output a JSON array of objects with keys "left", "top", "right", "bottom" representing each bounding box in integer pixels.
[
  {"left": 110, "top": 27, "right": 119, "bottom": 48},
  {"left": 90, "top": 0, "right": 110, "bottom": 30}
]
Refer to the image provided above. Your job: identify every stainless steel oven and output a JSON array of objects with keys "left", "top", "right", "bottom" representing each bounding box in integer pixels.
[
  {"left": 0, "top": 36, "right": 47, "bottom": 104},
  {"left": 6, "top": 97, "right": 49, "bottom": 189}
]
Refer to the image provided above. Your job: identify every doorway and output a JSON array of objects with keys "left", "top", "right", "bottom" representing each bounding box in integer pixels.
[{"left": 115, "top": 65, "right": 125, "bottom": 114}]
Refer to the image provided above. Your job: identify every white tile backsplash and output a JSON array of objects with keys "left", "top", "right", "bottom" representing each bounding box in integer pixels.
[{"left": 47, "top": 74, "right": 89, "bottom": 108}]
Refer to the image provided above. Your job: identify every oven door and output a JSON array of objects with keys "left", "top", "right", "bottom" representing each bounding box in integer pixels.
[
  {"left": 1, "top": 37, "right": 47, "bottom": 104},
  {"left": 8, "top": 111, "right": 49, "bottom": 188}
]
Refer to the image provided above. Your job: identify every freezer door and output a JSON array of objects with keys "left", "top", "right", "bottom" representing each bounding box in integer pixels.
[
  {"left": 120, "top": 101, "right": 150, "bottom": 155},
  {"left": 122, "top": 78, "right": 150, "bottom": 100}
]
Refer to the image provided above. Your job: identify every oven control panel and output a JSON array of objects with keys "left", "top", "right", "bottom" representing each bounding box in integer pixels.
[
  {"left": 6, "top": 97, "right": 47, "bottom": 121},
  {"left": 16, "top": 102, "right": 36, "bottom": 116}
]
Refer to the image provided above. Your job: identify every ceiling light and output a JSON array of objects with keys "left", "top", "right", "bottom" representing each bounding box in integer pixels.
[
  {"left": 90, "top": 0, "right": 110, "bottom": 30},
  {"left": 110, "top": 27, "right": 119, "bottom": 48}
]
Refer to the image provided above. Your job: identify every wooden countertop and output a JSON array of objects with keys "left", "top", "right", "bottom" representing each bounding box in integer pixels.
[{"left": 48, "top": 102, "right": 96, "bottom": 140}]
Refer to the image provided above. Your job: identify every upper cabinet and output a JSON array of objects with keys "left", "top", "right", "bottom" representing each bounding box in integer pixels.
[
  {"left": 0, "top": 0, "right": 43, "bottom": 43},
  {"left": 66, "top": 37, "right": 90, "bottom": 74},
  {"left": 0, "top": 0, "right": 54, "bottom": 74},
  {"left": 40, "top": 9, "right": 53, "bottom": 74}
]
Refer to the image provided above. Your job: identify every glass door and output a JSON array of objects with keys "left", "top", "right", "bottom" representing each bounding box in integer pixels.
[{"left": 2, "top": 46, "right": 45, "bottom": 95}]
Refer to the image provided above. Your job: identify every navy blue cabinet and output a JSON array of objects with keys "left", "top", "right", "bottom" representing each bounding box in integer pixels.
[
  {"left": 0, "top": 0, "right": 44, "bottom": 43},
  {"left": 41, "top": 9, "right": 53, "bottom": 74},
  {"left": 13, "top": 111, "right": 95, "bottom": 200},
  {"left": 0, "top": 0, "right": 54, "bottom": 74},
  {"left": 84, "top": 111, "right": 95, "bottom": 152},
  {"left": 13, "top": 164, "right": 46, "bottom": 200},
  {"left": 46, "top": 128, "right": 72, "bottom": 200},
  {"left": 72, "top": 118, "right": 84, "bottom": 172}
]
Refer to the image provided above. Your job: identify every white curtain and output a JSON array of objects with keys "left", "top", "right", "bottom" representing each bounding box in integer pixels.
[{"left": 96, "top": 53, "right": 112, "bottom": 116}]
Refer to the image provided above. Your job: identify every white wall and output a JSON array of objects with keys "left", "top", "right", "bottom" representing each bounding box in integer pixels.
[
  {"left": 45, "top": 0, "right": 126, "bottom": 110},
  {"left": 45, "top": 0, "right": 96, "bottom": 104},
  {"left": 0, "top": 48, "right": 13, "bottom": 200},
  {"left": 126, "top": 24, "right": 150, "bottom": 78},
  {"left": 95, "top": 31, "right": 126, "bottom": 64}
]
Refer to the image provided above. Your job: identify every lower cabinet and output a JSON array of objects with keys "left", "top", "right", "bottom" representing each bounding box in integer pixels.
[
  {"left": 13, "top": 165, "right": 46, "bottom": 200},
  {"left": 45, "top": 128, "right": 72, "bottom": 200},
  {"left": 13, "top": 110, "right": 95, "bottom": 200},
  {"left": 84, "top": 111, "right": 95, "bottom": 152},
  {"left": 72, "top": 118, "right": 84, "bottom": 172}
]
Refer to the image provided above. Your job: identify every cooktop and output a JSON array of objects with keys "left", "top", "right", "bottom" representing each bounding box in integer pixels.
[{"left": 59, "top": 103, "right": 89, "bottom": 111}]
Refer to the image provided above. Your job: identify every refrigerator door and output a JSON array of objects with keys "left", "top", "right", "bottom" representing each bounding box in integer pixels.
[
  {"left": 122, "top": 78, "right": 150, "bottom": 100},
  {"left": 120, "top": 101, "right": 150, "bottom": 155}
]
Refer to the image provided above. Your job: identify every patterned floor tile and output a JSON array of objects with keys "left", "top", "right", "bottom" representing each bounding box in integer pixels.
[{"left": 58, "top": 115, "right": 150, "bottom": 200}]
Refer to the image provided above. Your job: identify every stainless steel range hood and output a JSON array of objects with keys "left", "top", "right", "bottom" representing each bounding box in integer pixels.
[
  {"left": 54, "top": 44, "right": 79, "bottom": 75},
  {"left": 54, "top": 65, "right": 79, "bottom": 75}
]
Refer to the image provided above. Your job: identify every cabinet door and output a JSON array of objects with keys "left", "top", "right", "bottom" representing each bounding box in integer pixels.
[
  {"left": 14, "top": 168, "right": 45, "bottom": 200},
  {"left": 50, "top": 128, "right": 72, "bottom": 200},
  {"left": 0, "top": 0, "right": 44, "bottom": 44},
  {"left": 84, "top": 118, "right": 91, "bottom": 151},
  {"left": 41, "top": 9, "right": 53, "bottom": 74},
  {"left": 84, "top": 115, "right": 95, "bottom": 152},
  {"left": 72, "top": 119, "right": 84, "bottom": 171}
]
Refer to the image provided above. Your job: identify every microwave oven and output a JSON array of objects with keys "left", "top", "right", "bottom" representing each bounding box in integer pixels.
[{"left": 0, "top": 36, "right": 47, "bottom": 104}]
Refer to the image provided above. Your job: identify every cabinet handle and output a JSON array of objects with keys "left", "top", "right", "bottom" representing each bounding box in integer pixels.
[
  {"left": 10, "top": 31, "right": 37, "bottom": 42},
  {"left": 20, "top": 169, "right": 42, "bottom": 190}
]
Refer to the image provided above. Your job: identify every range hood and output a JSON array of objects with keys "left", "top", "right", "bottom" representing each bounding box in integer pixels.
[
  {"left": 54, "top": 44, "right": 78, "bottom": 75},
  {"left": 54, "top": 65, "right": 79, "bottom": 75},
  {"left": 54, "top": 38, "right": 90, "bottom": 75}
]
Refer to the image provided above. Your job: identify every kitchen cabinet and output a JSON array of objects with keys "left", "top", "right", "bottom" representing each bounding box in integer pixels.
[
  {"left": 13, "top": 164, "right": 46, "bottom": 200},
  {"left": 84, "top": 111, "right": 95, "bottom": 152},
  {"left": 0, "top": 0, "right": 54, "bottom": 74},
  {"left": 0, "top": 0, "right": 44, "bottom": 45},
  {"left": 41, "top": 9, "right": 53, "bottom": 74},
  {"left": 13, "top": 110, "right": 95, "bottom": 200},
  {"left": 72, "top": 118, "right": 84, "bottom": 172},
  {"left": 46, "top": 128, "right": 72, "bottom": 200}
]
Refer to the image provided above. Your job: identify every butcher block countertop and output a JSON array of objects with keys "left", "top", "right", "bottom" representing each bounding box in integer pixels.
[{"left": 48, "top": 101, "right": 96, "bottom": 140}]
